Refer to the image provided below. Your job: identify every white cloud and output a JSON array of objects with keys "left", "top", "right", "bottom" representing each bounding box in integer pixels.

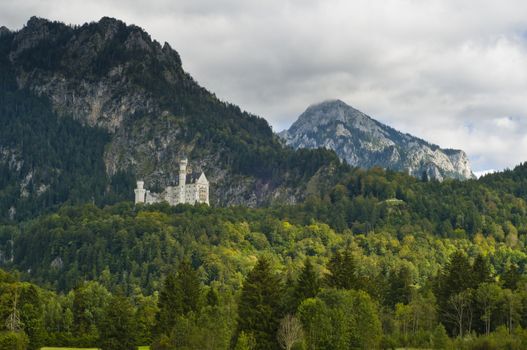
[
  {"left": 494, "top": 117, "right": 515, "bottom": 129},
  {"left": 1, "top": 0, "right": 527, "bottom": 172}
]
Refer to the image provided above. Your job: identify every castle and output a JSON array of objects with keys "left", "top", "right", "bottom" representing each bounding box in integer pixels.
[{"left": 134, "top": 158, "right": 209, "bottom": 205}]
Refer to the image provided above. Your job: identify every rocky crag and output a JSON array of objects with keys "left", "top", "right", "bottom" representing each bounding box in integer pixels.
[
  {"left": 279, "top": 100, "right": 474, "bottom": 181},
  {"left": 0, "top": 17, "right": 341, "bottom": 218}
]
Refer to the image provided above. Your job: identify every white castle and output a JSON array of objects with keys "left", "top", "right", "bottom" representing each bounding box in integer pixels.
[{"left": 134, "top": 158, "right": 209, "bottom": 205}]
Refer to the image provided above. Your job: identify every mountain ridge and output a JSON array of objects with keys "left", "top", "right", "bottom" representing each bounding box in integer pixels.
[
  {"left": 0, "top": 16, "right": 344, "bottom": 219},
  {"left": 279, "top": 99, "right": 475, "bottom": 181}
]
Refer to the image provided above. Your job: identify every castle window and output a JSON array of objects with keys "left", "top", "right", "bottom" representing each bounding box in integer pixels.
[{"left": 199, "top": 187, "right": 207, "bottom": 202}]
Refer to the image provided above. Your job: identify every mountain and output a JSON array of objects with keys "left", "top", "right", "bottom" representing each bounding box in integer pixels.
[
  {"left": 0, "top": 17, "right": 342, "bottom": 220},
  {"left": 279, "top": 100, "right": 475, "bottom": 181}
]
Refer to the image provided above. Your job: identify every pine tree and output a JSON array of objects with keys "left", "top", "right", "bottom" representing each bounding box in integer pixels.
[
  {"left": 472, "top": 254, "right": 492, "bottom": 287},
  {"left": 99, "top": 294, "right": 137, "bottom": 350},
  {"left": 435, "top": 251, "right": 475, "bottom": 335},
  {"left": 154, "top": 271, "right": 179, "bottom": 336},
  {"left": 503, "top": 264, "right": 521, "bottom": 290},
  {"left": 177, "top": 260, "right": 202, "bottom": 315},
  {"left": 154, "top": 260, "right": 202, "bottom": 337},
  {"left": 237, "top": 257, "right": 284, "bottom": 350},
  {"left": 386, "top": 266, "right": 413, "bottom": 308},
  {"left": 294, "top": 258, "right": 320, "bottom": 307},
  {"left": 206, "top": 287, "right": 219, "bottom": 307},
  {"left": 326, "top": 249, "right": 359, "bottom": 290},
  {"left": 437, "top": 251, "right": 473, "bottom": 300},
  {"left": 431, "top": 324, "right": 450, "bottom": 349}
]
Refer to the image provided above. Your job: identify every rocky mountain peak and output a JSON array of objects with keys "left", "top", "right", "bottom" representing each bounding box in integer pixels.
[
  {"left": 25, "top": 16, "right": 50, "bottom": 29},
  {"left": 5, "top": 17, "right": 191, "bottom": 131},
  {"left": 298, "top": 99, "right": 366, "bottom": 124},
  {"left": 280, "top": 99, "right": 475, "bottom": 181}
]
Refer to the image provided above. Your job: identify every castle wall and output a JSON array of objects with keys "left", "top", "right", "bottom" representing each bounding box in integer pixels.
[{"left": 134, "top": 159, "right": 209, "bottom": 206}]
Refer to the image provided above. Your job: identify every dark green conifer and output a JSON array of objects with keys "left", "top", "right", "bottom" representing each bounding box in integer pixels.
[
  {"left": 99, "top": 294, "right": 137, "bottom": 350},
  {"left": 502, "top": 264, "right": 521, "bottom": 290},
  {"left": 237, "top": 257, "right": 284, "bottom": 350},
  {"left": 206, "top": 287, "right": 219, "bottom": 307},
  {"left": 294, "top": 258, "right": 320, "bottom": 306},
  {"left": 386, "top": 266, "right": 413, "bottom": 307},
  {"left": 154, "top": 260, "right": 202, "bottom": 336},
  {"left": 177, "top": 260, "right": 202, "bottom": 314},
  {"left": 472, "top": 254, "right": 493, "bottom": 287},
  {"left": 154, "top": 271, "right": 179, "bottom": 336},
  {"left": 326, "top": 249, "right": 358, "bottom": 290}
]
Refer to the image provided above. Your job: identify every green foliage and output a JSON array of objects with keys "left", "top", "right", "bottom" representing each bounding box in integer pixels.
[
  {"left": 0, "top": 145, "right": 527, "bottom": 349},
  {"left": 72, "top": 282, "right": 110, "bottom": 336},
  {"left": 386, "top": 265, "right": 414, "bottom": 308},
  {"left": 0, "top": 331, "right": 29, "bottom": 350},
  {"left": 293, "top": 258, "right": 320, "bottom": 310},
  {"left": 326, "top": 249, "right": 360, "bottom": 290},
  {"left": 237, "top": 257, "right": 284, "bottom": 350},
  {"left": 162, "top": 306, "right": 234, "bottom": 350},
  {"left": 298, "top": 288, "right": 381, "bottom": 349},
  {"left": 431, "top": 324, "right": 450, "bottom": 349},
  {"left": 176, "top": 260, "right": 202, "bottom": 315},
  {"left": 234, "top": 331, "right": 256, "bottom": 350},
  {"left": 0, "top": 86, "right": 133, "bottom": 221},
  {"left": 154, "top": 272, "right": 178, "bottom": 337},
  {"left": 154, "top": 260, "right": 202, "bottom": 338},
  {"left": 98, "top": 294, "right": 137, "bottom": 350}
]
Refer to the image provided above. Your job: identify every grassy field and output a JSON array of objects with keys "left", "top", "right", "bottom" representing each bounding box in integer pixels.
[
  {"left": 41, "top": 347, "right": 149, "bottom": 350},
  {"left": 41, "top": 348, "right": 100, "bottom": 350}
]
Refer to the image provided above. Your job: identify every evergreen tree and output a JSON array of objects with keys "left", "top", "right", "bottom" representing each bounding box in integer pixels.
[
  {"left": 472, "top": 254, "right": 492, "bottom": 287},
  {"left": 298, "top": 289, "right": 382, "bottom": 349},
  {"left": 502, "top": 264, "right": 521, "bottom": 290},
  {"left": 154, "top": 260, "right": 202, "bottom": 337},
  {"left": 435, "top": 251, "right": 475, "bottom": 335},
  {"left": 176, "top": 260, "right": 202, "bottom": 315},
  {"left": 386, "top": 266, "right": 413, "bottom": 308},
  {"left": 326, "top": 249, "right": 360, "bottom": 290},
  {"left": 294, "top": 258, "right": 320, "bottom": 308},
  {"left": 436, "top": 251, "right": 474, "bottom": 303},
  {"left": 431, "top": 324, "right": 450, "bottom": 349},
  {"left": 206, "top": 287, "right": 219, "bottom": 307},
  {"left": 234, "top": 331, "right": 256, "bottom": 350},
  {"left": 154, "top": 271, "right": 179, "bottom": 336},
  {"left": 237, "top": 257, "right": 284, "bottom": 350},
  {"left": 99, "top": 294, "right": 137, "bottom": 350}
]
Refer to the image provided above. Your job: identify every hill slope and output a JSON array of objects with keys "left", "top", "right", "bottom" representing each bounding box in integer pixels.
[
  {"left": 0, "top": 17, "right": 343, "bottom": 219},
  {"left": 279, "top": 100, "right": 474, "bottom": 180}
]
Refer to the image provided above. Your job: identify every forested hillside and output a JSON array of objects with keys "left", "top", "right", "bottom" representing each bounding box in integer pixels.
[
  {"left": 1, "top": 164, "right": 527, "bottom": 349},
  {"left": 0, "top": 17, "right": 343, "bottom": 221}
]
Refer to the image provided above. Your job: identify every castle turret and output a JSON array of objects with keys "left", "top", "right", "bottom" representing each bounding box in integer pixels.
[
  {"left": 178, "top": 158, "right": 188, "bottom": 203},
  {"left": 134, "top": 181, "right": 146, "bottom": 204}
]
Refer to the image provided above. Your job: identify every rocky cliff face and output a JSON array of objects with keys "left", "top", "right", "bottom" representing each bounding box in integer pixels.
[
  {"left": 0, "top": 17, "right": 340, "bottom": 215},
  {"left": 279, "top": 100, "right": 474, "bottom": 180}
]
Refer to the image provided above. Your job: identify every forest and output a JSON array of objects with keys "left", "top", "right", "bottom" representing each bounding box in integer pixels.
[{"left": 0, "top": 164, "right": 527, "bottom": 349}]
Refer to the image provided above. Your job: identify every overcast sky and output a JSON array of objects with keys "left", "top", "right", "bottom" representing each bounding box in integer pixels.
[{"left": 2, "top": 0, "right": 527, "bottom": 174}]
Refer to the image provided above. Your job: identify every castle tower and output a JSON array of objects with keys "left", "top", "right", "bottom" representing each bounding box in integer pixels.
[
  {"left": 178, "top": 158, "right": 188, "bottom": 204},
  {"left": 134, "top": 181, "right": 146, "bottom": 204}
]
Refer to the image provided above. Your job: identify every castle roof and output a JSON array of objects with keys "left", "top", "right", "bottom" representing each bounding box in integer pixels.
[
  {"left": 173, "top": 172, "right": 206, "bottom": 186},
  {"left": 186, "top": 172, "right": 203, "bottom": 184}
]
